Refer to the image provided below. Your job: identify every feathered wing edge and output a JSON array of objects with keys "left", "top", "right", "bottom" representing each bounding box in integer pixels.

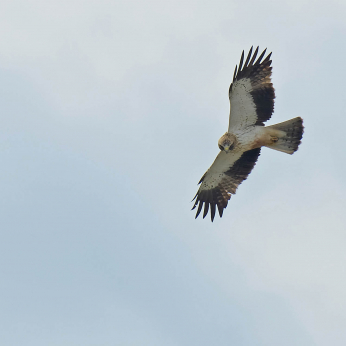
[
  {"left": 229, "top": 46, "right": 275, "bottom": 126},
  {"left": 192, "top": 148, "right": 261, "bottom": 221}
]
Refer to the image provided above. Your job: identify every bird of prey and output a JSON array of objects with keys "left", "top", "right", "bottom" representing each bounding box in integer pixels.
[{"left": 192, "top": 46, "right": 303, "bottom": 221}]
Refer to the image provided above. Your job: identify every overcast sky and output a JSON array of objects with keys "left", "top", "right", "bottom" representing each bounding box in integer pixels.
[{"left": 1, "top": 0, "right": 346, "bottom": 345}]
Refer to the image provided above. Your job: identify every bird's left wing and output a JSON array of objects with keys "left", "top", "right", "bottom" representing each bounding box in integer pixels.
[
  {"left": 192, "top": 148, "right": 261, "bottom": 221},
  {"left": 228, "top": 46, "right": 275, "bottom": 131}
]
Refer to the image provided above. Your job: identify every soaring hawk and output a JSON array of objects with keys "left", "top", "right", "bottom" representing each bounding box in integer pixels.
[{"left": 192, "top": 46, "right": 304, "bottom": 221}]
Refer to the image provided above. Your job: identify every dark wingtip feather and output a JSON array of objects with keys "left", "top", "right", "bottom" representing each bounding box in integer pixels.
[
  {"left": 244, "top": 46, "right": 253, "bottom": 67},
  {"left": 237, "top": 50, "right": 245, "bottom": 78},
  {"left": 263, "top": 52, "right": 272, "bottom": 63},
  {"left": 254, "top": 48, "right": 267, "bottom": 65},
  {"left": 217, "top": 204, "right": 224, "bottom": 218},
  {"left": 239, "top": 50, "right": 244, "bottom": 65},
  {"left": 249, "top": 46, "right": 259, "bottom": 66},
  {"left": 210, "top": 204, "right": 216, "bottom": 222},
  {"left": 233, "top": 65, "right": 238, "bottom": 82},
  {"left": 202, "top": 202, "right": 209, "bottom": 219},
  {"left": 195, "top": 201, "right": 203, "bottom": 219}
]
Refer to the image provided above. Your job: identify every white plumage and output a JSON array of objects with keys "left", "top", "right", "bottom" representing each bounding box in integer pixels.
[{"left": 228, "top": 78, "right": 258, "bottom": 130}]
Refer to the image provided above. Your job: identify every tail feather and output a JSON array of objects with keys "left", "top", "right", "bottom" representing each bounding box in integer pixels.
[{"left": 266, "top": 117, "right": 304, "bottom": 154}]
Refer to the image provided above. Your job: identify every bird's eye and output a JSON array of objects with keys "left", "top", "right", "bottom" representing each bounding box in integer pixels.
[{"left": 218, "top": 145, "right": 224, "bottom": 151}]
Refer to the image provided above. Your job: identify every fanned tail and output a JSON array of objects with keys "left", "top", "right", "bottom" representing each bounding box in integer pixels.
[{"left": 265, "top": 117, "right": 304, "bottom": 154}]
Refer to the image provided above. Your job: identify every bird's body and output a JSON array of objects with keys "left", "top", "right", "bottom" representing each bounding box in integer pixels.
[
  {"left": 223, "top": 125, "right": 275, "bottom": 151},
  {"left": 192, "top": 46, "right": 304, "bottom": 221}
]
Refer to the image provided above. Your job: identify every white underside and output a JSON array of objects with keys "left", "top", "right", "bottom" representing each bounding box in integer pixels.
[{"left": 228, "top": 78, "right": 258, "bottom": 131}]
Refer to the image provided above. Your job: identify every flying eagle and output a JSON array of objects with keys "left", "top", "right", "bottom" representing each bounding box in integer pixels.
[{"left": 192, "top": 46, "right": 303, "bottom": 221}]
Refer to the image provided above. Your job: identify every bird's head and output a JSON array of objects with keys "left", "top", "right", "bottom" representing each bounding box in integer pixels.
[{"left": 218, "top": 133, "right": 236, "bottom": 153}]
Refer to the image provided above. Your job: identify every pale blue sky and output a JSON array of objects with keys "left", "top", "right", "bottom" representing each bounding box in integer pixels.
[{"left": 1, "top": 0, "right": 346, "bottom": 345}]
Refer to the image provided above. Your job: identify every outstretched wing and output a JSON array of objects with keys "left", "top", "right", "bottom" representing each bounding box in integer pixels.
[
  {"left": 228, "top": 46, "right": 275, "bottom": 131},
  {"left": 192, "top": 148, "right": 261, "bottom": 221}
]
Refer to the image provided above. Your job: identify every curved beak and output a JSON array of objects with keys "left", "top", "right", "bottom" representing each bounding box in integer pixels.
[{"left": 224, "top": 145, "right": 230, "bottom": 153}]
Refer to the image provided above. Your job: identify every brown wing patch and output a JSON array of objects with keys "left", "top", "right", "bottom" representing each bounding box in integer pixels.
[
  {"left": 192, "top": 148, "right": 261, "bottom": 221},
  {"left": 229, "top": 46, "right": 275, "bottom": 126}
]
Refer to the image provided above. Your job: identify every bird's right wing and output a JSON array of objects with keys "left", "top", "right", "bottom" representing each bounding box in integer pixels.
[{"left": 192, "top": 148, "right": 261, "bottom": 221}]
